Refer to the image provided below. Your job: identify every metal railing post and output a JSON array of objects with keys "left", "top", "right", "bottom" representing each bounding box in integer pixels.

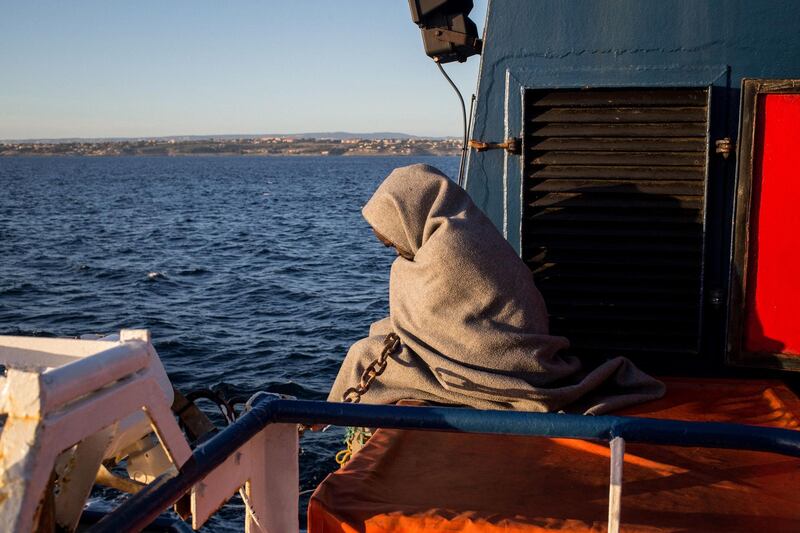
[{"left": 607, "top": 437, "right": 625, "bottom": 533}]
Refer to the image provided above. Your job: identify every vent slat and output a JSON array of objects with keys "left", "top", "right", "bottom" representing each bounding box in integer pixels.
[
  {"left": 528, "top": 208, "right": 703, "bottom": 224},
  {"left": 531, "top": 165, "right": 704, "bottom": 180},
  {"left": 535, "top": 269, "right": 699, "bottom": 283},
  {"left": 555, "top": 337, "right": 700, "bottom": 353},
  {"left": 540, "top": 281, "right": 698, "bottom": 296},
  {"left": 528, "top": 238, "right": 701, "bottom": 253},
  {"left": 523, "top": 87, "right": 708, "bottom": 360},
  {"left": 542, "top": 276, "right": 702, "bottom": 294},
  {"left": 565, "top": 345, "right": 701, "bottom": 355},
  {"left": 533, "top": 228, "right": 702, "bottom": 240},
  {"left": 529, "top": 107, "right": 707, "bottom": 123},
  {"left": 526, "top": 250, "right": 700, "bottom": 266},
  {"left": 529, "top": 122, "right": 707, "bottom": 137},
  {"left": 547, "top": 298, "right": 700, "bottom": 311},
  {"left": 532, "top": 262, "right": 701, "bottom": 280},
  {"left": 528, "top": 89, "right": 707, "bottom": 107},
  {"left": 529, "top": 179, "right": 704, "bottom": 196},
  {"left": 528, "top": 227, "right": 701, "bottom": 240},
  {"left": 528, "top": 137, "right": 706, "bottom": 152},
  {"left": 530, "top": 151, "right": 705, "bottom": 166},
  {"left": 553, "top": 324, "right": 700, "bottom": 339},
  {"left": 548, "top": 310, "right": 699, "bottom": 323},
  {"left": 529, "top": 193, "right": 703, "bottom": 209},
  {"left": 547, "top": 304, "right": 700, "bottom": 319}
]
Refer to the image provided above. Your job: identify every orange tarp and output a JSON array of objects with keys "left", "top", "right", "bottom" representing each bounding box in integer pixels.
[{"left": 308, "top": 378, "right": 800, "bottom": 532}]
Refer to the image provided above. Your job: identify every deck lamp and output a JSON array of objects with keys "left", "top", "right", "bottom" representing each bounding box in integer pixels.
[{"left": 408, "top": 0, "right": 482, "bottom": 63}]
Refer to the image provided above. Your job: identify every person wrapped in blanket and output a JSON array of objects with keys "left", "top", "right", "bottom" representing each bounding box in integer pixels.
[{"left": 329, "top": 164, "right": 664, "bottom": 416}]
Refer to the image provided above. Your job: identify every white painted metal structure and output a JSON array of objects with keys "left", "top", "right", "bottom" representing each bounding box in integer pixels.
[
  {"left": 190, "top": 423, "right": 299, "bottom": 532},
  {"left": 0, "top": 330, "right": 299, "bottom": 532}
]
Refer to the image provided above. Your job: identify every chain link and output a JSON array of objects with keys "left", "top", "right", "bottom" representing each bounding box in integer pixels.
[
  {"left": 335, "top": 332, "right": 401, "bottom": 467},
  {"left": 341, "top": 332, "right": 401, "bottom": 403}
]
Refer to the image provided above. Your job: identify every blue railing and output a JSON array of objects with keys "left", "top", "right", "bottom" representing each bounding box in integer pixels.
[{"left": 89, "top": 396, "right": 800, "bottom": 533}]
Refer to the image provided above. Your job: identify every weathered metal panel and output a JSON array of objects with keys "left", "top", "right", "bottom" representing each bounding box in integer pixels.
[
  {"left": 465, "top": 0, "right": 800, "bottom": 242},
  {"left": 464, "top": 0, "right": 800, "bottom": 366},
  {"left": 521, "top": 87, "right": 709, "bottom": 362}
]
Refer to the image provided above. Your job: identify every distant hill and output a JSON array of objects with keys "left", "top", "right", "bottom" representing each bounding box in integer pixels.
[
  {"left": 1, "top": 136, "right": 461, "bottom": 157},
  {"left": 3, "top": 132, "right": 449, "bottom": 143},
  {"left": 283, "top": 132, "right": 421, "bottom": 140}
]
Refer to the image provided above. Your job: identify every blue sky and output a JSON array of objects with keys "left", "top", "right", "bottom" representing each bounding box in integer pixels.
[{"left": 0, "top": 1, "right": 486, "bottom": 140}]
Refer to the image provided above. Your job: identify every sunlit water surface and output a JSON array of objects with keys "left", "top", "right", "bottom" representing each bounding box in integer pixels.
[{"left": 0, "top": 155, "right": 458, "bottom": 531}]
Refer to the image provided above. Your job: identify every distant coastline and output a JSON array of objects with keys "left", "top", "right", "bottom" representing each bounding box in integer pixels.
[{"left": 0, "top": 135, "right": 460, "bottom": 157}]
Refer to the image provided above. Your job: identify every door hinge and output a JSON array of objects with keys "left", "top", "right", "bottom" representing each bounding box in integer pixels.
[
  {"left": 715, "top": 137, "right": 734, "bottom": 159},
  {"left": 468, "top": 137, "right": 521, "bottom": 155}
]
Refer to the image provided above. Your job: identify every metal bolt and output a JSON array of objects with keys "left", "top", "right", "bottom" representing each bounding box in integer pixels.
[
  {"left": 715, "top": 138, "right": 733, "bottom": 159},
  {"left": 709, "top": 289, "right": 723, "bottom": 308}
]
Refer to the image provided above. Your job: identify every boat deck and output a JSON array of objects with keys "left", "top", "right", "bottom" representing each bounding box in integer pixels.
[{"left": 309, "top": 378, "right": 800, "bottom": 532}]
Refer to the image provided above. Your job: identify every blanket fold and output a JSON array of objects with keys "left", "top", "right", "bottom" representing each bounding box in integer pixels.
[{"left": 329, "top": 164, "right": 664, "bottom": 414}]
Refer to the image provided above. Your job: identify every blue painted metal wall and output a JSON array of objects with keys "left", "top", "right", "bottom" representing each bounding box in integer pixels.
[{"left": 466, "top": 0, "right": 800, "bottom": 254}]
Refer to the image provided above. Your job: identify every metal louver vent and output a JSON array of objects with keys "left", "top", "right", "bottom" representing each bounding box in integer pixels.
[{"left": 523, "top": 88, "right": 709, "bottom": 360}]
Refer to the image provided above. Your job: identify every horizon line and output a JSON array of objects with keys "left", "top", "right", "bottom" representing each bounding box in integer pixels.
[{"left": 1, "top": 131, "right": 461, "bottom": 143}]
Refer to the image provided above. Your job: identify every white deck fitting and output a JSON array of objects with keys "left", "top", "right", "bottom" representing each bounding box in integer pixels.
[
  {"left": 190, "top": 422, "right": 299, "bottom": 532},
  {"left": 0, "top": 329, "right": 301, "bottom": 532},
  {"left": 0, "top": 329, "right": 192, "bottom": 532}
]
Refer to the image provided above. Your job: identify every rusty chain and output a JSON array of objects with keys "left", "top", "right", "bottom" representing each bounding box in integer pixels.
[{"left": 341, "top": 332, "right": 401, "bottom": 403}]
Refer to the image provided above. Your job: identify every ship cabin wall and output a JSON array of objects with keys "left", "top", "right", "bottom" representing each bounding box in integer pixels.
[{"left": 465, "top": 0, "right": 800, "bottom": 372}]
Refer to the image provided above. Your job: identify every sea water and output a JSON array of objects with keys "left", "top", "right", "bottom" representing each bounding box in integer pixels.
[{"left": 0, "top": 155, "right": 458, "bottom": 531}]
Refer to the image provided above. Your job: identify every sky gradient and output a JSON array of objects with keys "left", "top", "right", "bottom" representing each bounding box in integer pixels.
[{"left": 0, "top": 1, "right": 486, "bottom": 140}]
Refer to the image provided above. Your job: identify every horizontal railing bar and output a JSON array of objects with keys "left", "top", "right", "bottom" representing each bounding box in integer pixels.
[
  {"left": 90, "top": 397, "right": 800, "bottom": 533},
  {"left": 269, "top": 400, "right": 800, "bottom": 455}
]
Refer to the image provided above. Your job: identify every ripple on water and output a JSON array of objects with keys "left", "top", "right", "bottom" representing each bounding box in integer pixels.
[{"left": 0, "top": 155, "right": 458, "bottom": 530}]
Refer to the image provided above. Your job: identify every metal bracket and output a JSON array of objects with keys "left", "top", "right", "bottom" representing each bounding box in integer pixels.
[
  {"left": 432, "top": 28, "right": 482, "bottom": 52},
  {"left": 715, "top": 137, "right": 734, "bottom": 159},
  {"left": 468, "top": 137, "right": 521, "bottom": 155}
]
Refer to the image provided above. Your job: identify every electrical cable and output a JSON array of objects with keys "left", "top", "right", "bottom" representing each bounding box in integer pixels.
[
  {"left": 435, "top": 61, "right": 468, "bottom": 187},
  {"left": 464, "top": 93, "right": 476, "bottom": 189}
]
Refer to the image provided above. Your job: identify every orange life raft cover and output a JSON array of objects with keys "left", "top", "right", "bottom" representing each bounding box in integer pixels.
[{"left": 308, "top": 378, "right": 800, "bottom": 532}]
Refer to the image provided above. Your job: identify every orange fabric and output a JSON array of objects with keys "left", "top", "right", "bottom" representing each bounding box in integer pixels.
[{"left": 309, "top": 378, "right": 800, "bottom": 532}]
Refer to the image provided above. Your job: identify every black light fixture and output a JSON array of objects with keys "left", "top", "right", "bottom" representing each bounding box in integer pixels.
[{"left": 408, "top": 0, "right": 482, "bottom": 64}]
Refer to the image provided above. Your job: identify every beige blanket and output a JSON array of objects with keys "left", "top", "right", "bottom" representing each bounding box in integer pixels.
[{"left": 328, "top": 164, "right": 664, "bottom": 414}]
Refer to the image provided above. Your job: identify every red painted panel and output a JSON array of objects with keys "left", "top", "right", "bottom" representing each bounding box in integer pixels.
[{"left": 744, "top": 93, "right": 800, "bottom": 355}]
